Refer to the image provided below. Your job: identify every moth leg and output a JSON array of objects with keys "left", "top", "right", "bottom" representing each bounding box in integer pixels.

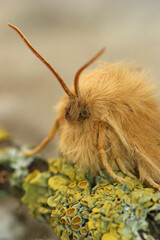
[
  {"left": 23, "top": 118, "right": 59, "bottom": 157},
  {"left": 136, "top": 148, "right": 160, "bottom": 191},
  {"left": 145, "top": 176, "right": 160, "bottom": 191},
  {"left": 138, "top": 163, "right": 160, "bottom": 191},
  {"left": 116, "top": 157, "right": 136, "bottom": 179},
  {"left": 98, "top": 121, "right": 126, "bottom": 185}
]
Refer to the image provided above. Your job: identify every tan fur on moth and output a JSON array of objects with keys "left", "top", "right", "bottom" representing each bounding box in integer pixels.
[{"left": 9, "top": 24, "right": 160, "bottom": 191}]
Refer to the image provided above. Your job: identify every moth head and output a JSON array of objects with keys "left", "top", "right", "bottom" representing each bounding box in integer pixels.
[
  {"left": 65, "top": 98, "right": 90, "bottom": 122},
  {"left": 8, "top": 24, "right": 105, "bottom": 123}
]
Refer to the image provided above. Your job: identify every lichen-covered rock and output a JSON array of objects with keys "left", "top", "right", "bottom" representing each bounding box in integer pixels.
[
  {"left": 22, "top": 158, "right": 160, "bottom": 240},
  {"left": 0, "top": 128, "right": 159, "bottom": 239}
]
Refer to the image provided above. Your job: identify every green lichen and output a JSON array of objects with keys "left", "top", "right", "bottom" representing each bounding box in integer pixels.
[
  {"left": 0, "top": 146, "right": 46, "bottom": 191},
  {"left": 0, "top": 127, "right": 47, "bottom": 197},
  {"left": 0, "top": 148, "right": 34, "bottom": 187},
  {"left": 22, "top": 158, "right": 160, "bottom": 240}
]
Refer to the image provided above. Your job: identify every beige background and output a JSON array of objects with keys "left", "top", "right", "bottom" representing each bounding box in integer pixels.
[{"left": 0, "top": 0, "right": 160, "bottom": 239}]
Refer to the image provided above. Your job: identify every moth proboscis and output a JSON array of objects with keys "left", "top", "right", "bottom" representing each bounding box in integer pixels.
[{"left": 8, "top": 24, "right": 160, "bottom": 191}]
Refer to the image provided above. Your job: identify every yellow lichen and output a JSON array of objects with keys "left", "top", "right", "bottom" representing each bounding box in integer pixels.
[
  {"left": 0, "top": 128, "right": 11, "bottom": 141},
  {"left": 21, "top": 157, "right": 160, "bottom": 240},
  {"left": 78, "top": 180, "right": 88, "bottom": 188},
  {"left": 69, "top": 182, "right": 77, "bottom": 188},
  {"left": 71, "top": 224, "right": 80, "bottom": 231},
  {"left": 101, "top": 232, "right": 119, "bottom": 240},
  {"left": 71, "top": 215, "right": 82, "bottom": 225},
  {"left": 67, "top": 208, "right": 77, "bottom": 217},
  {"left": 48, "top": 175, "right": 69, "bottom": 191}
]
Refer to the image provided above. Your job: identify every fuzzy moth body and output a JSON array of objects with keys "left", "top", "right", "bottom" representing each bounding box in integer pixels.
[{"left": 9, "top": 24, "right": 160, "bottom": 191}]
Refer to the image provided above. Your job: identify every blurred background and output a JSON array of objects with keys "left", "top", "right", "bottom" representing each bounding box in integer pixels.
[{"left": 0, "top": 0, "right": 160, "bottom": 239}]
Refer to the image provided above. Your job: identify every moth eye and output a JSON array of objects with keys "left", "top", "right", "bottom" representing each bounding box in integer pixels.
[
  {"left": 79, "top": 107, "right": 90, "bottom": 120},
  {"left": 65, "top": 106, "right": 71, "bottom": 120},
  {"left": 82, "top": 109, "right": 88, "bottom": 115}
]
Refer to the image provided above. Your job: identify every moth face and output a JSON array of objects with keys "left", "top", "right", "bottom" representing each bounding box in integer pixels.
[{"left": 65, "top": 99, "right": 90, "bottom": 122}]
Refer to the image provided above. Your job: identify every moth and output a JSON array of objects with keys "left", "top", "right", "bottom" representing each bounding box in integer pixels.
[{"left": 9, "top": 24, "right": 160, "bottom": 191}]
